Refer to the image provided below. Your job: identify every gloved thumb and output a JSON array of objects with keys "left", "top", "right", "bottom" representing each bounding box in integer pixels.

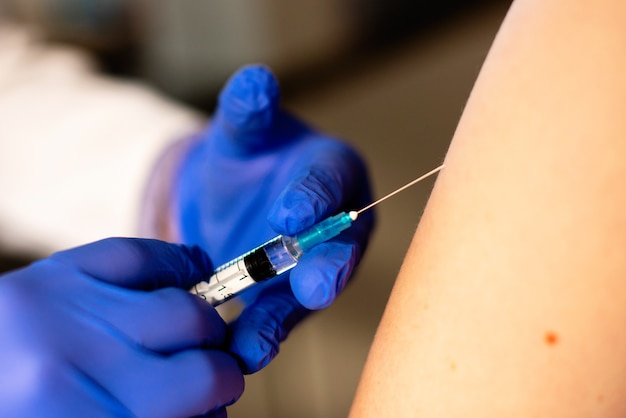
[
  {"left": 211, "top": 64, "right": 282, "bottom": 155},
  {"left": 228, "top": 280, "right": 310, "bottom": 373},
  {"left": 49, "top": 238, "right": 213, "bottom": 291}
]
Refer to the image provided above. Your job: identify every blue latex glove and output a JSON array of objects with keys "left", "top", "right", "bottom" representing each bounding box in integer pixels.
[
  {"left": 0, "top": 238, "right": 244, "bottom": 418},
  {"left": 172, "top": 65, "right": 375, "bottom": 373}
]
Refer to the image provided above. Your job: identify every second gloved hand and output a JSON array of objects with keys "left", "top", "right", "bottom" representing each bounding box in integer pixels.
[
  {"left": 0, "top": 238, "right": 243, "bottom": 418},
  {"left": 167, "top": 65, "right": 376, "bottom": 373}
]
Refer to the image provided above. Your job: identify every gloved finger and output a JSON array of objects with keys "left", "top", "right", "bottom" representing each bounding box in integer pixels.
[
  {"left": 267, "top": 140, "right": 373, "bottom": 236},
  {"left": 8, "top": 366, "right": 134, "bottom": 418},
  {"left": 210, "top": 64, "right": 282, "bottom": 155},
  {"left": 79, "top": 286, "right": 227, "bottom": 353},
  {"left": 127, "top": 349, "right": 244, "bottom": 418},
  {"left": 289, "top": 241, "right": 358, "bottom": 310},
  {"left": 77, "top": 336, "right": 243, "bottom": 418},
  {"left": 50, "top": 238, "right": 213, "bottom": 291},
  {"left": 228, "top": 279, "right": 310, "bottom": 374},
  {"left": 229, "top": 222, "right": 372, "bottom": 370}
]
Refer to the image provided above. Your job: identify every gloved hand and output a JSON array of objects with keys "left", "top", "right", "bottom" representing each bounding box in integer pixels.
[
  {"left": 168, "top": 65, "right": 375, "bottom": 373},
  {"left": 0, "top": 238, "right": 244, "bottom": 418}
]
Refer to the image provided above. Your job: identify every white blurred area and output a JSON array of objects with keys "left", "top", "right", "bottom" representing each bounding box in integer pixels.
[
  {"left": 0, "top": 1, "right": 511, "bottom": 417},
  {"left": 0, "top": 23, "right": 204, "bottom": 254}
]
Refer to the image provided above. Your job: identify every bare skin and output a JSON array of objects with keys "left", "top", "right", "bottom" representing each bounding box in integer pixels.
[{"left": 350, "top": 0, "right": 626, "bottom": 416}]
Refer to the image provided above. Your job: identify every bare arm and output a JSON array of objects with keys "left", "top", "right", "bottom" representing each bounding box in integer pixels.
[{"left": 350, "top": 0, "right": 626, "bottom": 416}]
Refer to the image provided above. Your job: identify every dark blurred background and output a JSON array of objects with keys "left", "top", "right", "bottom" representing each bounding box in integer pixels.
[
  {"left": 0, "top": 1, "right": 511, "bottom": 416},
  {"left": 2, "top": 0, "right": 503, "bottom": 108}
]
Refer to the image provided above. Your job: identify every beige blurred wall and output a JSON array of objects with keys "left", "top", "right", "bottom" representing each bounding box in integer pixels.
[{"left": 228, "top": 3, "right": 510, "bottom": 417}]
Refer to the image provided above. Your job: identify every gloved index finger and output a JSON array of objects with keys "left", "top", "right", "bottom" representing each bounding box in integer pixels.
[
  {"left": 211, "top": 64, "right": 281, "bottom": 156},
  {"left": 267, "top": 139, "right": 373, "bottom": 236},
  {"left": 50, "top": 238, "right": 213, "bottom": 290}
]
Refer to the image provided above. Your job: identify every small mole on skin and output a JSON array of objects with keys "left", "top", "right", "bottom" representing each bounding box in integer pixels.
[
  {"left": 544, "top": 331, "right": 559, "bottom": 346},
  {"left": 597, "top": 395, "right": 604, "bottom": 404},
  {"left": 450, "top": 362, "right": 457, "bottom": 371}
]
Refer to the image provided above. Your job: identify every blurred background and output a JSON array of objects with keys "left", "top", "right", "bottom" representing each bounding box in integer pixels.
[{"left": 0, "top": 0, "right": 512, "bottom": 416}]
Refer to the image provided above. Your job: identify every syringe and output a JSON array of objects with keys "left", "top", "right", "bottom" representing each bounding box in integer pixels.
[{"left": 191, "top": 164, "right": 444, "bottom": 306}]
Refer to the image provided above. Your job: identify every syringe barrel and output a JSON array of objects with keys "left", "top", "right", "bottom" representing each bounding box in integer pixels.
[
  {"left": 190, "top": 235, "right": 302, "bottom": 306},
  {"left": 191, "top": 211, "right": 354, "bottom": 306},
  {"left": 263, "top": 235, "right": 303, "bottom": 275}
]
